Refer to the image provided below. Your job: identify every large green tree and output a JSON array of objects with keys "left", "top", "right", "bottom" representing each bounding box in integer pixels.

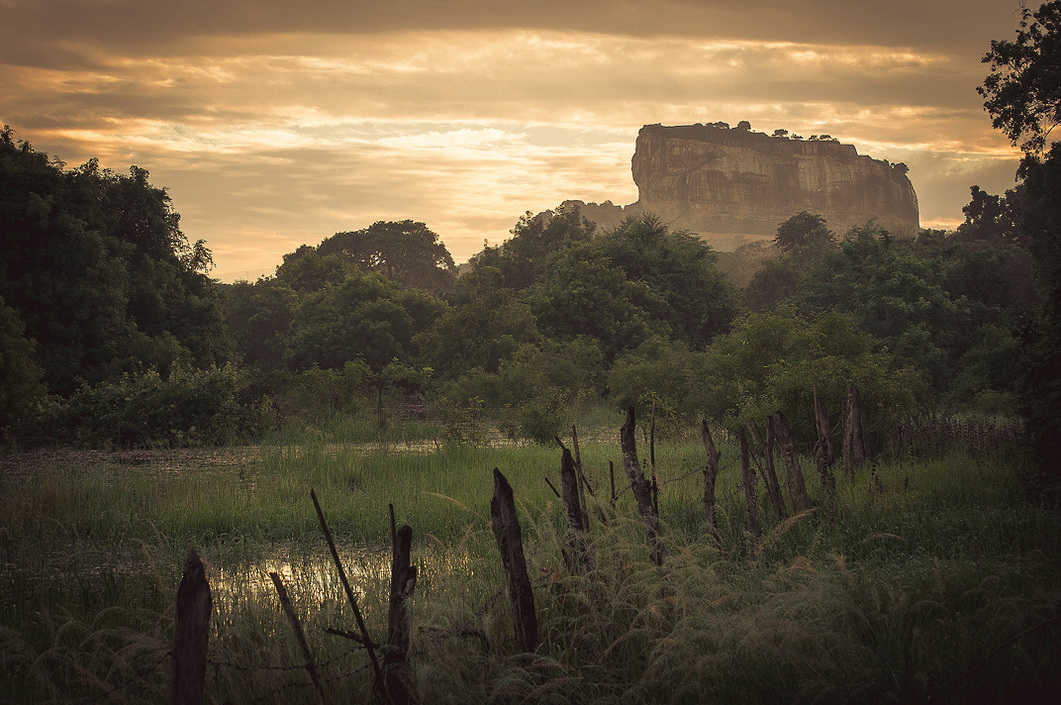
[
  {"left": 413, "top": 266, "right": 540, "bottom": 377},
  {"left": 285, "top": 270, "right": 445, "bottom": 372},
  {"left": 0, "top": 128, "right": 229, "bottom": 397},
  {"left": 317, "top": 220, "right": 456, "bottom": 291},
  {"left": 979, "top": 0, "right": 1061, "bottom": 153},
  {"left": 472, "top": 203, "right": 597, "bottom": 289},
  {"left": 980, "top": 2, "right": 1061, "bottom": 485}
]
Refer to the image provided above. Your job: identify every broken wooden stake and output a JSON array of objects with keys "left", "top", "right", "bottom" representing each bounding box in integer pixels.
[
  {"left": 761, "top": 418, "right": 787, "bottom": 519},
  {"left": 773, "top": 411, "right": 815, "bottom": 512},
  {"left": 171, "top": 549, "right": 212, "bottom": 705},
  {"left": 560, "top": 448, "right": 591, "bottom": 573},
  {"left": 620, "top": 408, "right": 663, "bottom": 566},
  {"left": 385, "top": 512, "right": 417, "bottom": 705},
  {"left": 813, "top": 386, "right": 837, "bottom": 508},
  {"left": 490, "top": 468, "right": 539, "bottom": 652},
  {"left": 738, "top": 427, "right": 759, "bottom": 535}
]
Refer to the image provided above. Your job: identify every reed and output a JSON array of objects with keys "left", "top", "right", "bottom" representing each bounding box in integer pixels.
[{"left": 2, "top": 436, "right": 1059, "bottom": 704}]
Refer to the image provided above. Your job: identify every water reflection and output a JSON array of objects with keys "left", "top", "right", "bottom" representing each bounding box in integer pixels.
[{"left": 207, "top": 546, "right": 475, "bottom": 604}]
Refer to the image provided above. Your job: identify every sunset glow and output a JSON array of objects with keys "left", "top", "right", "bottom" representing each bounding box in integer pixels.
[{"left": 0, "top": 0, "right": 1027, "bottom": 280}]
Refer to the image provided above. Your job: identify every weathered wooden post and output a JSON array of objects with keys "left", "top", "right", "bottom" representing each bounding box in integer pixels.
[
  {"left": 171, "top": 549, "right": 212, "bottom": 705},
  {"left": 700, "top": 420, "right": 720, "bottom": 537},
  {"left": 761, "top": 418, "right": 787, "bottom": 519},
  {"left": 813, "top": 386, "right": 837, "bottom": 508},
  {"left": 737, "top": 427, "right": 759, "bottom": 535},
  {"left": 571, "top": 425, "right": 591, "bottom": 529},
  {"left": 559, "top": 448, "right": 591, "bottom": 572},
  {"left": 490, "top": 468, "right": 538, "bottom": 652},
  {"left": 773, "top": 411, "right": 815, "bottom": 512},
  {"left": 385, "top": 509, "right": 417, "bottom": 705},
  {"left": 620, "top": 408, "right": 664, "bottom": 565},
  {"left": 843, "top": 384, "right": 868, "bottom": 478}
]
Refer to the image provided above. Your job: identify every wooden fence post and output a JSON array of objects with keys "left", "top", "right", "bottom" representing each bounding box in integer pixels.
[
  {"left": 700, "top": 420, "right": 720, "bottom": 537},
  {"left": 571, "top": 425, "right": 591, "bottom": 530},
  {"left": 171, "top": 549, "right": 212, "bottom": 705},
  {"left": 813, "top": 386, "right": 837, "bottom": 508},
  {"left": 559, "top": 448, "right": 591, "bottom": 573},
  {"left": 620, "top": 408, "right": 664, "bottom": 566},
  {"left": 737, "top": 427, "right": 759, "bottom": 535},
  {"left": 385, "top": 514, "right": 417, "bottom": 705},
  {"left": 773, "top": 411, "right": 815, "bottom": 512},
  {"left": 843, "top": 384, "right": 868, "bottom": 478},
  {"left": 761, "top": 418, "right": 787, "bottom": 519},
  {"left": 490, "top": 468, "right": 538, "bottom": 652}
]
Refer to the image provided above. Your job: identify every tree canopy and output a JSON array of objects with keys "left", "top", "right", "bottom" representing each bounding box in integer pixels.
[
  {"left": 0, "top": 127, "right": 229, "bottom": 397},
  {"left": 979, "top": 0, "right": 1061, "bottom": 153}
]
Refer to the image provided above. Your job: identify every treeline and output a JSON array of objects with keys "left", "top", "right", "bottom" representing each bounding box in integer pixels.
[{"left": 0, "top": 119, "right": 1045, "bottom": 453}]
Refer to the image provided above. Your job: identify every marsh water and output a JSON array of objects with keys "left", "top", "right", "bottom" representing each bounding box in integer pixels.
[{"left": 0, "top": 443, "right": 485, "bottom": 624}]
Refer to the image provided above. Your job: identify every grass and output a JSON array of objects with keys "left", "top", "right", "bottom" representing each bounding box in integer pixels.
[{"left": 1, "top": 425, "right": 1059, "bottom": 704}]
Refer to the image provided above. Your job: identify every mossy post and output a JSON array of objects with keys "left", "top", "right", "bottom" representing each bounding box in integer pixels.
[
  {"left": 762, "top": 417, "right": 787, "bottom": 519},
  {"left": 773, "top": 411, "right": 815, "bottom": 512},
  {"left": 490, "top": 468, "right": 538, "bottom": 652},
  {"left": 171, "top": 549, "right": 212, "bottom": 705},
  {"left": 621, "top": 407, "right": 663, "bottom": 565}
]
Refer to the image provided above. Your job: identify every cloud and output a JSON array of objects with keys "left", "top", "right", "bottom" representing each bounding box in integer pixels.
[{"left": 0, "top": 3, "right": 1029, "bottom": 280}]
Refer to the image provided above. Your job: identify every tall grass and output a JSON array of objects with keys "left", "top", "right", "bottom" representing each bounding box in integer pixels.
[{"left": 1, "top": 435, "right": 1059, "bottom": 704}]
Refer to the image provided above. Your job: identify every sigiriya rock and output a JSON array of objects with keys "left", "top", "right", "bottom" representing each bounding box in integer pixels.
[{"left": 572, "top": 122, "right": 920, "bottom": 248}]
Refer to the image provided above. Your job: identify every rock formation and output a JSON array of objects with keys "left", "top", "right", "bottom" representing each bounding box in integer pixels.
[{"left": 627, "top": 123, "right": 919, "bottom": 246}]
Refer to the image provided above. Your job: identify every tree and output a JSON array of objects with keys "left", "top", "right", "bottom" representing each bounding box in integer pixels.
[
  {"left": 697, "top": 308, "right": 924, "bottom": 446},
  {"left": 471, "top": 203, "right": 597, "bottom": 289},
  {"left": 774, "top": 211, "right": 836, "bottom": 260},
  {"left": 0, "top": 296, "right": 46, "bottom": 437},
  {"left": 285, "top": 270, "right": 445, "bottom": 372},
  {"left": 413, "top": 267, "right": 540, "bottom": 377},
  {"left": 317, "top": 220, "right": 456, "bottom": 291},
  {"left": 979, "top": 3, "right": 1061, "bottom": 489},
  {"left": 979, "top": 1, "right": 1061, "bottom": 153},
  {"left": 274, "top": 245, "right": 355, "bottom": 293},
  {"left": 223, "top": 279, "right": 298, "bottom": 370},
  {"left": 595, "top": 214, "right": 736, "bottom": 349},
  {"left": 0, "top": 127, "right": 230, "bottom": 397},
  {"left": 527, "top": 243, "right": 662, "bottom": 360},
  {"left": 957, "top": 185, "right": 1028, "bottom": 247}
]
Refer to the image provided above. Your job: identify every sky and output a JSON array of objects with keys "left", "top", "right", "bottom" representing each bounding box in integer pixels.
[{"left": 0, "top": 0, "right": 1031, "bottom": 282}]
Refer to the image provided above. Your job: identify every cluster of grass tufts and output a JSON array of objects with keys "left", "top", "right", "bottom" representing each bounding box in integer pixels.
[{"left": 2, "top": 436, "right": 1060, "bottom": 703}]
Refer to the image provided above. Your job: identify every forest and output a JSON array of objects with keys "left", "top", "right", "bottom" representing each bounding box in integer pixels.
[
  {"left": 0, "top": 121, "right": 1053, "bottom": 471},
  {"left": 2, "top": 4, "right": 1061, "bottom": 704}
]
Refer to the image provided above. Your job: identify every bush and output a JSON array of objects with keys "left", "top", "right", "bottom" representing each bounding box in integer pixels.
[{"left": 39, "top": 364, "right": 263, "bottom": 448}]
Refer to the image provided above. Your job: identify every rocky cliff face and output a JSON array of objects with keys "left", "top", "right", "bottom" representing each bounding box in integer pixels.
[{"left": 628, "top": 124, "right": 919, "bottom": 244}]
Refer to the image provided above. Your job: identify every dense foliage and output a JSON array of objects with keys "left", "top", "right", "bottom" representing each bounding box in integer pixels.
[{"left": 2, "top": 5, "right": 1057, "bottom": 451}]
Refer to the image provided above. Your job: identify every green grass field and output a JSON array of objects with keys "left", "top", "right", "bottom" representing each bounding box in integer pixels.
[{"left": 1, "top": 425, "right": 1059, "bottom": 704}]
